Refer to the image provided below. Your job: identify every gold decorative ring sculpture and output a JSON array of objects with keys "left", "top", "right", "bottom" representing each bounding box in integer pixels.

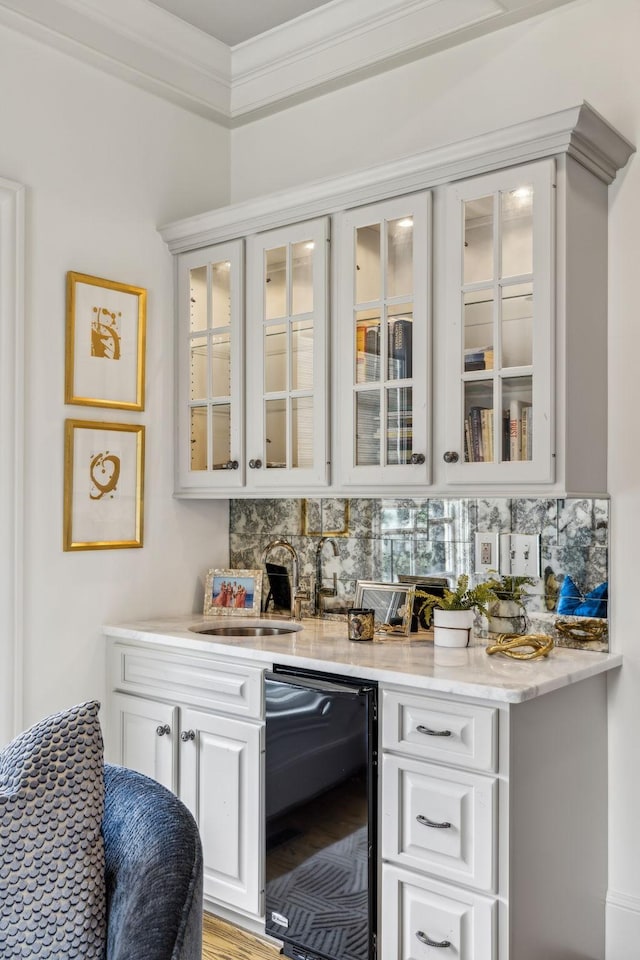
[{"left": 485, "top": 633, "right": 554, "bottom": 660}]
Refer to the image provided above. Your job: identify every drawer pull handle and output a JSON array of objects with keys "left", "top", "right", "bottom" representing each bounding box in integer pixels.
[
  {"left": 416, "top": 931, "right": 451, "bottom": 949},
  {"left": 417, "top": 814, "right": 452, "bottom": 829},
  {"left": 416, "top": 724, "right": 452, "bottom": 738},
  {"left": 180, "top": 729, "right": 196, "bottom": 742},
  {"left": 156, "top": 724, "right": 171, "bottom": 737}
]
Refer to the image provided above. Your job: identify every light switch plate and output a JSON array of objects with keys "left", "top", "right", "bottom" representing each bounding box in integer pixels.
[
  {"left": 500, "top": 533, "right": 541, "bottom": 577},
  {"left": 475, "top": 531, "right": 499, "bottom": 574}
]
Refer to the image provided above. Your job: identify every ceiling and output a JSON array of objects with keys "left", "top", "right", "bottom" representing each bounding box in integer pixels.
[{"left": 148, "top": 0, "right": 335, "bottom": 46}]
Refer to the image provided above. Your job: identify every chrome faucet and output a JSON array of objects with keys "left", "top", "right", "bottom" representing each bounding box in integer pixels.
[
  {"left": 261, "top": 538, "right": 308, "bottom": 620},
  {"left": 314, "top": 536, "right": 339, "bottom": 617}
]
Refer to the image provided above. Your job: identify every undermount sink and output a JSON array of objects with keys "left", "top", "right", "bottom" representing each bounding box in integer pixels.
[{"left": 190, "top": 621, "right": 302, "bottom": 638}]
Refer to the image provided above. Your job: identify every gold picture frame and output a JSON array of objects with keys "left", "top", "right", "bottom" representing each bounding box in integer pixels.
[
  {"left": 65, "top": 271, "right": 147, "bottom": 410},
  {"left": 203, "top": 568, "right": 263, "bottom": 617},
  {"left": 63, "top": 419, "right": 144, "bottom": 551},
  {"left": 354, "top": 580, "right": 414, "bottom": 637},
  {"left": 301, "top": 498, "right": 351, "bottom": 537}
]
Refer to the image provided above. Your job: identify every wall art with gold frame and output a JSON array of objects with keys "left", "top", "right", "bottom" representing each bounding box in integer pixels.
[
  {"left": 203, "top": 568, "right": 263, "bottom": 617},
  {"left": 65, "top": 271, "right": 147, "bottom": 410},
  {"left": 63, "top": 419, "right": 144, "bottom": 551}
]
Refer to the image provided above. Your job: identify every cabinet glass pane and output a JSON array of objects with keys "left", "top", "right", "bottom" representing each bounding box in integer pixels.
[
  {"left": 356, "top": 224, "right": 381, "bottom": 304},
  {"left": 265, "top": 246, "right": 286, "bottom": 320},
  {"left": 464, "top": 196, "right": 493, "bottom": 284},
  {"left": 190, "top": 337, "right": 208, "bottom": 400},
  {"left": 211, "top": 260, "right": 231, "bottom": 327},
  {"left": 292, "top": 320, "right": 313, "bottom": 391},
  {"left": 387, "top": 217, "right": 413, "bottom": 298},
  {"left": 464, "top": 381, "right": 494, "bottom": 464},
  {"left": 292, "top": 397, "right": 313, "bottom": 468},
  {"left": 210, "top": 333, "right": 231, "bottom": 399},
  {"left": 503, "top": 376, "right": 533, "bottom": 462},
  {"left": 189, "top": 266, "right": 207, "bottom": 333},
  {"left": 292, "top": 241, "right": 314, "bottom": 316},
  {"left": 502, "top": 283, "right": 533, "bottom": 368},
  {"left": 387, "top": 305, "right": 413, "bottom": 380},
  {"left": 501, "top": 186, "right": 533, "bottom": 278},
  {"left": 386, "top": 386, "right": 412, "bottom": 465},
  {"left": 265, "top": 323, "right": 287, "bottom": 393},
  {"left": 265, "top": 399, "right": 286, "bottom": 468},
  {"left": 356, "top": 312, "right": 380, "bottom": 384},
  {"left": 464, "top": 293, "right": 494, "bottom": 371},
  {"left": 211, "top": 404, "right": 231, "bottom": 469},
  {"left": 190, "top": 406, "right": 207, "bottom": 470},
  {"left": 356, "top": 391, "right": 380, "bottom": 466}
]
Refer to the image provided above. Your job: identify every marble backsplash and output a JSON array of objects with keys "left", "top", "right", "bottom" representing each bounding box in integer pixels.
[{"left": 228, "top": 497, "right": 609, "bottom": 650}]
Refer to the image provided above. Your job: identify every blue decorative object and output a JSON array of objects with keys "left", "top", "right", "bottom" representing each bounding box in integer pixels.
[
  {"left": 556, "top": 575, "right": 608, "bottom": 618},
  {"left": 0, "top": 701, "right": 106, "bottom": 959}
]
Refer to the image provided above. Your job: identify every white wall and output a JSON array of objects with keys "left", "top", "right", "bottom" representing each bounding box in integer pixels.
[
  {"left": 231, "top": 0, "right": 640, "bottom": 954},
  {"left": 0, "top": 25, "right": 231, "bottom": 735}
]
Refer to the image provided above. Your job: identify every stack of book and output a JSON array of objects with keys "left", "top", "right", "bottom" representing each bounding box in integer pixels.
[
  {"left": 506, "top": 400, "right": 533, "bottom": 461},
  {"left": 464, "top": 345, "right": 494, "bottom": 372},
  {"left": 464, "top": 406, "right": 493, "bottom": 462}
]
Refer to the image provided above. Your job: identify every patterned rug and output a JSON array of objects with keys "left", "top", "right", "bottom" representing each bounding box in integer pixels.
[{"left": 266, "top": 826, "right": 370, "bottom": 960}]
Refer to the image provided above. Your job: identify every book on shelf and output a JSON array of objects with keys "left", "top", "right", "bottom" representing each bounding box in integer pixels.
[
  {"left": 466, "top": 405, "right": 492, "bottom": 462},
  {"left": 390, "top": 318, "right": 413, "bottom": 379},
  {"left": 508, "top": 400, "right": 532, "bottom": 461},
  {"left": 464, "top": 345, "right": 494, "bottom": 372}
]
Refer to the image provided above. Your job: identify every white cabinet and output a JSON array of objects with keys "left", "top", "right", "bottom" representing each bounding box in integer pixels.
[
  {"left": 107, "top": 640, "right": 266, "bottom": 919},
  {"left": 336, "top": 193, "right": 431, "bottom": 488}
]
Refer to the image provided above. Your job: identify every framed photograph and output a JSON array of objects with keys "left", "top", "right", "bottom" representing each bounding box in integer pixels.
[
  {"left": 63, "top": 419, "right": 144, "bottom": 551},
  {"left": 398, "top": 575, "right": 449, "bottom": 631},
  {"left": 65, "top": 271, "right": 147, "bottom": 410},
  {"left": 354, "top": 581, "right": 414, "bottom": 637},
  {"left": 204, "top": 568, "right": 263, "bottom": 617}
]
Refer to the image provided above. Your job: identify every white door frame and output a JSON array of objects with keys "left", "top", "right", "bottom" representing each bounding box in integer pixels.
[{"left": 0, "top": 177, "right": 25, "bottom": 745}]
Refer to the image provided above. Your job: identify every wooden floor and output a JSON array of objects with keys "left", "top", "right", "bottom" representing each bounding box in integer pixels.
[{"left": 202, "top": 914, "right": 280, "bottom": 960}]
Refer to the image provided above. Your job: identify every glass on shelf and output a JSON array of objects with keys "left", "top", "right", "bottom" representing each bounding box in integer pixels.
[
  {"left": 463, "top": 380, "right": 494, "bottom": 463},
  {"left": 464, "top": 195, "right": 493, "bottom": 284},
  {"left": 211, "top": 404, "right": 231, "bottom": 469},
  {"left": 386, "top": 386, "right": 412, "bottom": 465},
  {"left": 291, "top": 241, "right": 314, "bottom": 316},
  {"left": 292, "top": 396, "right": 313, "bottom": 468},
  {"left": 190, "top": 337, "right": 208, "bottom": 400},
  {"left": 355, "top": 311, "right": 381, "bottom": 384},
  {"left": 502, "top": 282, "right": 533, "bottom": 368},
  {"left": 292, "top": 320, "right": 313, "bottom": 391},
  {"left": 190, "top": 406, "right": 207, "bottom": 471},
  {"left": 265, "top": 398, "right": 286, "bottom": 469},
  {"left": 265, "top": 246, "right": 286, "bottom": 320},
  {"left": 356, "top": 223, "right": 381, "bottom": 304},
  {"left": 503, "top": 376, "right": 533, "bottom": 462},
  {"left": 387, "top": 305, "right": 413, "bottom": 381},
  {"left": 501, "top": 185, "right": 533, "bottom": 278},
  {"left": 189, "top": 265, "right": 207, "bottom": 333},
  {"left": 264, "top": 323, "right": 287, "bottom": 393},
  {"left": 211, "top": 260, "right": 231, "bottom": 326},
  {"left": 210, "top": 332, "right": 231, "bottom": 399},
  {"left": 387, "top": 217, "right": 413, "bottom": 298},
  {"left": 356, "top": 391, "right": 380, "bottom": 466}
]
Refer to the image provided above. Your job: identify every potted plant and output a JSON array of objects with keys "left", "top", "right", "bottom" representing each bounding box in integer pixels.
[
  {"left": 485, "top": 573, "right": 536, "bottom": 634},
  {"left": 417, "top": 575, "right": 498, "bottom": 647}
]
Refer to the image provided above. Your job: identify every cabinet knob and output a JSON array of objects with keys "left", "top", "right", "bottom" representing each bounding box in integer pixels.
[
  {"left": 416, "top": 814, "right": 452, "bottom": 829},
  {"left": 224, "top": 460, "right": 239, "bottom": 470},
  {"left": 416, "top": 724, "right": 452, "bottom": 738},
  {"left": 443, "top": 451, "right": 459, "bottom": 464},
  {"left": 180, "top": 729, "right": 196, "bottom": 742},
  {"left": 416, "top": 931, "right": 452, "bottom": 949},
  {"left": 156, "top": 724, "right": 171, "bottom": 737},
  {"left": 249, "top": 459, "right": 262, "bottom": 469},
  {"left": 410, "top": 453, "right": 426, "bottom": 465}
]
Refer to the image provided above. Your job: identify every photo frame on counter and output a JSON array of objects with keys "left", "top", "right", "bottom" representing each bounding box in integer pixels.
[
  {"left": 204, "top": 568, "right": 263, "bottom": 617},
  {"left": 63, "top": 419, "right": 144, "bottom": 551},
  {"left": 354, "top": 580, "right": 413, "bottom": 637},
  {"left": 65, "top": 271, "right": 147, "bottom": 410}
]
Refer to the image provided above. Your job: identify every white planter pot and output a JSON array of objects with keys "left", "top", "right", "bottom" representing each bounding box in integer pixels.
[
  {"left": 432, "top": 608, "right": 474, "bottom": 648},
  {"left": 487, "top": 599, "right": 526, "bottom": 635}
]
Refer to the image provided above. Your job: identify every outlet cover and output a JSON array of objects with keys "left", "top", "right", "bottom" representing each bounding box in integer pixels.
[{"left": 475, "top": 531, "right": 499, "bottom": 574}]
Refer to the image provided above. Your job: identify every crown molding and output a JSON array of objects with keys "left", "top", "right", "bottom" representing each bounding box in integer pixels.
[
  {"left": 0, "top": 0, "right": 578, "bottom": 126},
  {"left": 159, "top": 102, "right": 635, "bottom": 253}
]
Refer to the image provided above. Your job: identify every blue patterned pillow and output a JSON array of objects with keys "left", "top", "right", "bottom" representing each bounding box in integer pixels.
[
  {"left": 557, "top": 575, "right": 608, "bottom": 618},
  {"left": 0, "top": 701, "right": 106, "bottom": 958}
]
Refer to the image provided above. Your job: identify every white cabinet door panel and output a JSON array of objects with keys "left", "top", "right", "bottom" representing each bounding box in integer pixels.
[{"left": 111, "top": 692, "right": 177, "bottom": 791}]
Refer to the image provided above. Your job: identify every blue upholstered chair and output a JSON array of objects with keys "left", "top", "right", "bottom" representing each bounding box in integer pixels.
[{"left": 103, "top": 763, "right": 203, "bottom": 960}]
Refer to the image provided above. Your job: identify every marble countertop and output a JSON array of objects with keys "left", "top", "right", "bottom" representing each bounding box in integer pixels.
[{"left": 104, "top": 615, "right": 622, "bottom": 704}]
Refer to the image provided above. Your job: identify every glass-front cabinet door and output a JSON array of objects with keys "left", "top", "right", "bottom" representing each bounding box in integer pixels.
[
  {"left": 338, "top": 194, "right": 430, "bottom": 488},
  {"left": 443, "top": 160, "right": 554, "bottom": 484},
  {"left": 245, "top": 218, "right": 329, "bottom": 491},
  {"left": 176, "top": 240, "right": 244, "bottom": 494}
]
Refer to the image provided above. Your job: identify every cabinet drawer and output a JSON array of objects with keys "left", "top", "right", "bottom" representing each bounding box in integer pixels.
[
  {"left": 382, "top": 754, "right": 496, "bottom": 892},
  {"left": 382, "top": 689, "right": 497, "bottom": 772},
  {"left": 382, "top": 864, "right": 496, "bottom": 960},
  {"left": 110, "top": 644, "right": 264, "bottom": 719}
]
